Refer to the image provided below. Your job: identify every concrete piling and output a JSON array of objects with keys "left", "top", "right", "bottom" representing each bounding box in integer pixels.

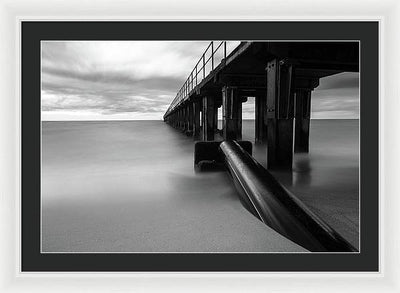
[
  {"left": 294, "top": 90, "right": 312, "bottom": 153},
  {"left": 193, "top": 101, "right": 201, "bottom": 139},
  {"left": 202, "top": 96, "right": 216, "bottom": 141},
  {"left": 266, "top": 59, "right": 295, "bottom": 169},
  {"left": 222, "top": 86, "right": 242, "bottom": 140}
]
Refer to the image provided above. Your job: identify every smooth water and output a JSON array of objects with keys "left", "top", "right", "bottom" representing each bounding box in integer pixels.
[
  {"left": 42, "top": 120, "right": 359, "bottom": 252},
  {"left": 244, "top": 119, "right": 359, "bottom": 249}
]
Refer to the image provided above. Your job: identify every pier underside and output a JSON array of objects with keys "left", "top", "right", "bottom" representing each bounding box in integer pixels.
[{"left": 164, "top": 41, "right": 359, "bottom": 170}]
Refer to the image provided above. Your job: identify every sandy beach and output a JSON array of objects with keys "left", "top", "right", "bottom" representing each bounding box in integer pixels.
[
  {"left": 42, "top": 120, "right": 358, "bottom": 252},
  {"left": 42, "top": 121, "right": 306, "bottom": 252}
]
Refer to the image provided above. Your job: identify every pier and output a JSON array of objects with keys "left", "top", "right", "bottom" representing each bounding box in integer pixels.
[
  {"left": 163, "top": 41, "right": 359, "bottom": 169},
  {"left": 164, "top": 41, "right": 359, "bottom": 252}
]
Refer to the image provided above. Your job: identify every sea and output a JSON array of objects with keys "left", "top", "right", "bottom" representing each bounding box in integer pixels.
[{"left": 41, "top": 119, "right": 359, "bottom": 252}]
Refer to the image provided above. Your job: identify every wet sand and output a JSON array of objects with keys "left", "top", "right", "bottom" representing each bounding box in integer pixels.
[
  {"left": 42, "top": 120, "right": 359, "bottom": 252},
  {"left": 42, "top": 121, "right": 306, "bottom": 252}
]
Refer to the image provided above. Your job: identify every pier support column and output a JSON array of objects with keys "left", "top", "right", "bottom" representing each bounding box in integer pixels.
[
  {"left": 183, "top": 108, "right": 186, "bottom": 131},
  {"left": 180, "top": 108, "right": 185, "bottom": 131},
  {"left": 255, "top": 93, "right": 267, "bottom": 143},
  {"left": 183, "top": 107, "right": 188, "bottom": 132},
  {"left": 174, "top": 112, "right": 178, "bottom": 128},
  {"left": 177, "top": 109, "right": 182, "bottom": 129},
  {"left": 294, "top": 90, "right": 311, "bottom": 153},
  {"left": 181, "top": 108, "right": 185, "bottom": 131},
  {"left": 188, "top": 103, "right": 194, "bottom": 134},
  {"left": 193, "top": 101, "right": 201, "bottom": 140},
  {"left": 266, "top": 59, "right": 295, "bottom": 169},
  {"left": 214, "top": 104, "right": 219, "bottom": 133},
  {"left": 201, "top": 96, "right": 216, "bottom": 141},
  {"left": 184, "top": 106, "right": 189, "bottom": 132},
  {"left": 222, "top": 86, "right": 242, "bottom": 140}
]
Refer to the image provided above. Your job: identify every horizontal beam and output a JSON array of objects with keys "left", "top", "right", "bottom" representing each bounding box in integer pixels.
[{"left": 218, "top": 73, "right": 266, "bottom": 88}]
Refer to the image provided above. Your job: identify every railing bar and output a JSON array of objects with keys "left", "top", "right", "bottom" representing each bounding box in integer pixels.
[
  {"left": 214, "top": 41, "right": 224, "bottom": 51},
  {"left": 205, "top": 54, "right": 213, "bottom": 64},
  {"left": 165, "top": 41, "right": 237, "bottom": 116},
  {"left": 192, "top": 42, "right": 212, "bottom": 70},
  {"left": 204, "top": 41, "right": 212, "bottom": 52}
]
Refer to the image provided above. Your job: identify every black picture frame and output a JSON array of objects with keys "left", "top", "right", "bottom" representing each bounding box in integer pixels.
[{"left": 21, "top": 21, "right": 379, "bottom": 272}]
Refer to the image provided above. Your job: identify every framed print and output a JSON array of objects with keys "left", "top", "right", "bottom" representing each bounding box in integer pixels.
[
  {"left": 1, "top": 0, "right": 398, "bottom": 292},
  {"left": 21, "top": 21, "right": 377, "bottom": 272}
]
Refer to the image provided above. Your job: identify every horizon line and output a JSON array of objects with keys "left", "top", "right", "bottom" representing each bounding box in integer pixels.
[{"left": 41, "top": 118, "right": 360, "bottom": 122}]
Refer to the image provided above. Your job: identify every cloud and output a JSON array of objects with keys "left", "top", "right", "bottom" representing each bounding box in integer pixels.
[
  {"left": 311, "top": 73, "right": 359, "bottom": 119},
  {"left": 41, "top": 42, "right": 359, "bottom": 120},
  {"left": 316, "top": 72, "right": 359, "bottom": 90},
  {"left": 41, "top": 41, "right": 211, "bottom": 120}
]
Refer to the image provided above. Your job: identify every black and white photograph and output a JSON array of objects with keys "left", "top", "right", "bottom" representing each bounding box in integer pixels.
[
  {"left": 3, "top": 0, "right": 399, "bottom": 287},
  {"left": 41, "top": 40, "right": 360, "bottom": 253}
]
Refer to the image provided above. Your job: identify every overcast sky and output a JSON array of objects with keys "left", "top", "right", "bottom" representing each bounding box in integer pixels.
[{"left": 41, "top": 41, "right": 359, "bottom": 121}]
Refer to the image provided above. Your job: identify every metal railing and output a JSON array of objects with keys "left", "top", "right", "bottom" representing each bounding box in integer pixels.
[{"left": 164, "top": 41, "right": 239, "bottom": 117}]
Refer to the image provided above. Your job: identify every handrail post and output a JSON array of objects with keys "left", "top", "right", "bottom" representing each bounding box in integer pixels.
[
  {"left": 195, "top": 65, "right": 198, "bottom": 86},
  {"left": 224, "top": 41, "right": 226, "bottom": 60},
  {"left": 203, "top": 54, "right": 205, "bottom": 79},
  {"left": 211, "top": 41, "right": 214, "bottom": 70}
]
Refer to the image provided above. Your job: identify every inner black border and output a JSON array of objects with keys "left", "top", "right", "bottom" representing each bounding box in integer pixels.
[{"left": 21, "top": 21, "right": 379, "bottom": 272}]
